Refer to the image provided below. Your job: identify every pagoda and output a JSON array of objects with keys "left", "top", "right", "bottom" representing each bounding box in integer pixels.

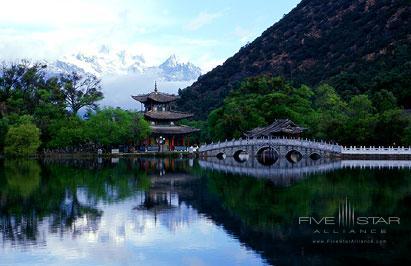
[{"left": 132, "top": 83, "right": 199, "bottom": 151}]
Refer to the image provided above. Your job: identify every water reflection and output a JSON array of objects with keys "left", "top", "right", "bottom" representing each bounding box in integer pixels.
[
  {"left": 199, "top": 156, "right": 411, "bottom": 186},
  {"left": 0, "top": 158, "right": 265, "bottom": 265},
  {"left": 0, "top": 158, "right": 410, "bottom": 265}
]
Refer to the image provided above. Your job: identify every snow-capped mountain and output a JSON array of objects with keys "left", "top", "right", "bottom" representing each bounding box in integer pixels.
[
  {"left": 143, "top": 54, "right": 202, "bottom": 82},
  {"left": 47, "top": 46, "right": 201, "bottom": 82},
  {"left": 159, "top": 55, "right": 201, "bottom": 81}
]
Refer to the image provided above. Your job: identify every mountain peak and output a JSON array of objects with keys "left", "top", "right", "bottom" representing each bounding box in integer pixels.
[
  {"left": 47, "top": 49, "right": 202, "bottom": 82},
  {"left": 157, "top": 55, "right": 202, "bottom": 81},
  {"left": 162, "top": 54, "right": 179, "bottom": 67},
  {"left": 99, "top": 45, "right": 110, "bottom": 54}
]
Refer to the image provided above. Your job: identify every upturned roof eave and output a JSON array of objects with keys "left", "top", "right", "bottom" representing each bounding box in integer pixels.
[
  {"left": 144, "top": 111, "right": 194, "bottom": 120},
  {"left": 131, "top": 92, "right": 179, "bottom": 103},
  {"left": 150, "top": 125, "right": 200, "bottom": 135}
]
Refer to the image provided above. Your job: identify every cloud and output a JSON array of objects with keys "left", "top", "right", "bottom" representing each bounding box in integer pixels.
[
  {"left": 234, "top": 26, "right": 256, "bottom": 44},
  {"left": 0, "top": 0, "right": 118, "bottom": 27},
  {"left": 0, "top": 0, "right": 175, "bottom": 60},
  {"left": 100, "top": 73, "right": 195, "bottom": 110},
  {"left": 185, "top": 11, "right": 222, "bottom": 31},
  {"left": 194, "top": 54, "right": 225, "bottom": 72}
]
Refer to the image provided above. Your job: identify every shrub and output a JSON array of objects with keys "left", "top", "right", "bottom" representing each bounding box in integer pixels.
[{"left": 4, "top": 118, "right": 41, "bottom": 157}]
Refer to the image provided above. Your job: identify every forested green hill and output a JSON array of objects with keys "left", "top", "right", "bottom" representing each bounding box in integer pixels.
[{"left": 177, "top": 0, "right": 411, "bottom": 119}]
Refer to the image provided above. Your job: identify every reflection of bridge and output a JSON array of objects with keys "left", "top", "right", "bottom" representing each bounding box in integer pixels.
[
  {"left": 341, "top": 160, "right": 411, "bottom": 169},
  {"left": 199, "top": 157, "right": 411, "bottom": 186},
  {"left": 199, "top": 157, "right": 339, "bottom": 186}
]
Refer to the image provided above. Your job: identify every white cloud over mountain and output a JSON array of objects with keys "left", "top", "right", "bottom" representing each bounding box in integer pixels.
[
  {"left": 45, "top": 46, "right": 201, "bottom": 110},
  {"left": 0, "top": 0, "right": 299, "bottom": 110},
  {"left": 48, "top": 46, "right": 201, "bottom": 81}
]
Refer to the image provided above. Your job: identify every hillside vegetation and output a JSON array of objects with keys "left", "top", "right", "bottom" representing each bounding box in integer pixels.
[
  {"left": 202, "top": 76, "right": 411, "bottom": 145},
  {"left": 177, "top": 0, "right": 411, "bottom": 119}
]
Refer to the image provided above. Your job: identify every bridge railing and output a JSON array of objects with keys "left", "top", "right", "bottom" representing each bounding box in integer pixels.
[
  {"left": 341, "top": 146, "right": 411, "bottom": 155},
  {"left": 198, "top": 137, "right": 411, "bottom": 156},
  {"left": 199, "top": 136, "right": 341, "bottom": 153}
]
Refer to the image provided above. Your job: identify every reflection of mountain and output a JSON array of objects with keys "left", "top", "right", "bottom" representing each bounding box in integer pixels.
[
  {"left": 186, "top": 165, "right": 411, "bottom": 265},
  {"left": 1, "top": 158, "right": 410, "bottom": 265}
]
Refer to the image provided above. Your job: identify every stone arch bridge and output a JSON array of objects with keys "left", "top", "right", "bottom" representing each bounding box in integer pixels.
[{"left": 198, "top": 137, "right": 342, "bottom": 160}]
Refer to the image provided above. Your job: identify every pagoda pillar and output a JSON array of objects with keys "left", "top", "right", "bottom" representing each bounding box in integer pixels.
[
  {"left": 182, "top": 136, "right": 185, "bottom": 146},
  {"left": 171, "top": 136, "right": 175, "bottom": 150}
]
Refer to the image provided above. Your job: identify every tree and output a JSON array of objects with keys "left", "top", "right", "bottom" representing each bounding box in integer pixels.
[
  {"left": 371, "top": 89, "right": 397, "bottom": 113},
  {"left": 0, "top": 60, "right": 49, "bottom": 115},
  {"left": 309, "top": 84, "right": 349, "bottom": 141},
  {"left": 374, "top": 109, "right": 409, "bottom": 145},
  {"left": 205, "top": 75, "right": 411, "bottom": 145},
  {"left": 4, "top": 115, "right": 41, "bottom": 156},
  {"left": 344, "top": 95, "right": 376, "bottom": 144},
  {"left": 61, "top": 72, "right": 103, "bottom": 114},
  {"left": 0, "top": 117, "right": 9, "bottom": 151},
  {"left": 312, "top": 84, "right": 346, "bottom": 112},
  {"left": 402, "top": 123, "right": 411, "bottom": 145},
  {"left": 47, "top": 116, "right": 86, "bottom": 148},
  {"left": 85, "top": 108, "right": 150, "bottom": 147},
  {"left": 207, "top": 76, "right": 314, "bottom": 140},
  {"left": 130, "top": 112, "right": 151, "bottom": 144}
]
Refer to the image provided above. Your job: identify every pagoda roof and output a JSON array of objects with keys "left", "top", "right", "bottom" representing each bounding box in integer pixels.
[
  {"left": 151, "top": 125, "right": 200, "bottom": 135},
  {"left": 132, "top": 91, "right": 179, "bottom": 103},
  {"left": 144, "top": 111, "right": 193, "bottom": 121},
  {"left": 245, "top": 119, "right": 306, "bottom": 138}
]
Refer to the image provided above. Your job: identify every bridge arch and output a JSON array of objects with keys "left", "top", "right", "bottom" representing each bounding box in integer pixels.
[
  {"left": 233, "top": 150, "right": 249, "bottom": 163},
  {"left": 309, "top": 152, "right": 321, "bottom": 160},
  {"left": 286, "top": 150, "right": 303, "bottom": 163},
  {"left": 216, "top": 152, "right": 226, "bottom": 160},
  {"left": 199, "top": 137, "right": 342, "bottom": 160},
  {"left": 256, "top": 146, "right": 279, "bottom": 166}
]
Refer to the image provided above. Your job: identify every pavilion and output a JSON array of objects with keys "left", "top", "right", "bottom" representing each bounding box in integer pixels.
[
  {"left": 244, "top": 119, "right": 306, "bottom": 138},
  {"left": 132, "top": 83, "right": 199, "bottom": 151}
]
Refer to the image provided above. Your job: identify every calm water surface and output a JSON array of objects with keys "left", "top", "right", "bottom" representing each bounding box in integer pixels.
[{"left": 0, "top": 158, "right": 410, "bottom": 265}]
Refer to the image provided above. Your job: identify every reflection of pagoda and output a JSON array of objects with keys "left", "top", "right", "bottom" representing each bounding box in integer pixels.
[
  {"left": 133, "top": 158, "right": 199, "bottom": 231},
  {"left": 132, "top": 83, "right": 199, "bottom": 151}
]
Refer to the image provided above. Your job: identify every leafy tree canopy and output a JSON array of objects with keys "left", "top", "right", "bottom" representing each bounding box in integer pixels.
[
  {"left": 4, "top": 115, "right": 41, "bottom": 156},
  {"left": 206, "top": 76, "right": 411, "bottom": 146}
]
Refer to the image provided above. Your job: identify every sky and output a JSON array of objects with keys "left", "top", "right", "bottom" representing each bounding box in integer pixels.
[{"left": 0, "top": 0, "right": 300, "bottom": 72}]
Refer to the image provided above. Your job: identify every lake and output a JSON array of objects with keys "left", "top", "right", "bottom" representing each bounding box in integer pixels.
[{"left": 0, "top": 157, "right": 410, "bottom": 266}]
